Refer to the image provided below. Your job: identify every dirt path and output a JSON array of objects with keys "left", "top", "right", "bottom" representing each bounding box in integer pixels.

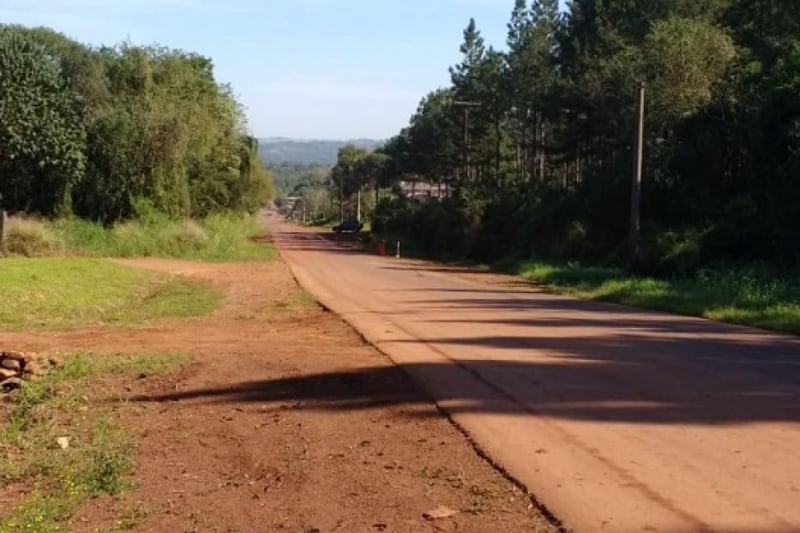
[
  {"left": 269, "top": 214, "right": 800, "bottom": 533},
  {"left": 0, "top": 257, "right": 554, "bottom": 532}
]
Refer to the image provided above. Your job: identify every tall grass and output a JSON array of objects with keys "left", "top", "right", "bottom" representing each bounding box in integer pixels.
[
  {"left": 1, "top": 217, "right": 61, "bottom": 257},
  {"left": 506, "top": 260, "right": 800, "bottom": 335},
  {"left": 1, "top": 212, "right": 274, "bottom": 261}
]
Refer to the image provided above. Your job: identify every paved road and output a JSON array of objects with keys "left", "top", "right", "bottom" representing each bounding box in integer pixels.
[{"left": 268, "top": 213, "right": 800, "bottom": 533}]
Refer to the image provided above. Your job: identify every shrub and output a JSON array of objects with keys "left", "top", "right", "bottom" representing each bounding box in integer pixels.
[
  {"left": 2, "top": 212, "right": 271, "bottom": 261},
  {"left": 2, "top": 217, "right": 60, "bottom": 257},
  {"left": 166, "top": 220, "right": 209, "bottom": 252},
  {"left": 109, "top": 221, "right": 150, "bottom": 257}
]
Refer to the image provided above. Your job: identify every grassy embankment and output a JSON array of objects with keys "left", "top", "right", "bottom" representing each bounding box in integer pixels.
[
  {"left": 0, "top": 353, "right": 190, "bottom": 532},
  {"left": 499, "top": 259, "right": 800, "bottom": 335},
  {"left": 0, "top": 212, "right": 274, "bottom": 329},
  {"left": 2, "top": 212, "right": 274, "bottom": 262}
]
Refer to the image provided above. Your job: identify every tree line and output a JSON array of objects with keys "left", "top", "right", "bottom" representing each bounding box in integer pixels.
[
  {"left": 342, "top": 0, "right": 800, "bottom": 272},
  {"left": 0, "top": 25, "right": 272, "bottom": 223}
]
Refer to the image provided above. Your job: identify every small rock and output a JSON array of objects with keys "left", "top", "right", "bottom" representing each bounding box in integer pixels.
[
  {"left": 0, "top": 368, "right": 18, "bottom": 380},
  {"left": 423, "top": 505, "right": 460, "bottom": 521},
  {"left": 25, "top": 362, "right": 44, "bottom": 377},
  {"left": 0, "top": 358, "right": 21, "bottom": 371},
  {"left": 47, "top": 355, "right": 63, "bottom": 367},
  {"left": 56, "top": 437, "right": 70, "bottom": 450},
  {"left": 1, "top": 351, "right": 27, "bottom": 362},
  {"left": 2, "top": 378, "right": 22, "bottom": 393}
]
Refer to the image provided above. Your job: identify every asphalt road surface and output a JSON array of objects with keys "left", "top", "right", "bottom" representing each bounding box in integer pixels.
[{"left": 268, "top": 213, "right": 800, "bottom": 533}]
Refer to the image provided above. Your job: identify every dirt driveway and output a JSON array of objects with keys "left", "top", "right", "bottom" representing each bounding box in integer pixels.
[{"left": 0, "top": 258, "right": 554, "bottom": 532}]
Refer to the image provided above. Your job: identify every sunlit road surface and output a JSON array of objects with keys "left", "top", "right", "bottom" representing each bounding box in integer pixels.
[{"left": 268, "top": 212, "right": 800, "bottom": 533}]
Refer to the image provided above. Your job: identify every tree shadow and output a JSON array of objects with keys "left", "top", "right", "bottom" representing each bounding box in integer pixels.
[
  {"left": 133, "top": 325, "right": 800, "bottom": 426},
  {"left": 269, "top": 231, "right": 367, "bottom": 254},
  {"left": 162, "top": 231, "right": 800, "bottom": 426}
]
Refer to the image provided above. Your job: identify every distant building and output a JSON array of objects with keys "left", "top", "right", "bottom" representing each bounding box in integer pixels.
[{"left": 397, "top": 180, "right": 450, "bottom": 200}]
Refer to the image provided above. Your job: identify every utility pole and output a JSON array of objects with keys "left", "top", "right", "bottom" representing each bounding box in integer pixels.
[
  {"left": 356, "top": 189, "right": 361, "bottom": 222},
  {"left": 454, "top": 101, "right": 481, "bottom": 183},
  {"left": 339, "top": 174, "right": 344, "bottom": 223},
  {"left": 629, "top": 81, "right": 646, "bottom": 266}
]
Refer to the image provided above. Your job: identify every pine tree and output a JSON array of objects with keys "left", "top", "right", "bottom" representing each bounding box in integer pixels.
[
  {"left": 507, "top": 0, "right": 531, "bottom": 53},
  {"left": 450, "top": 18, "right": 486, "bottom": 93}
]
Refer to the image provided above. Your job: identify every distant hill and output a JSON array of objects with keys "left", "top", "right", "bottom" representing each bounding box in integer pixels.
[{"left": 258, "top": 138, "right": 383, "bottom": 167}]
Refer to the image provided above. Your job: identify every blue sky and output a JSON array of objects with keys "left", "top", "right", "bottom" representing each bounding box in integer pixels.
[{"left": 1, "top": 0, "right": 521, "bottom": 140}]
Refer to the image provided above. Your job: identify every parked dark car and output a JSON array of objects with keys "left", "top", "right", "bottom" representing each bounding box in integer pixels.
[{"left": 332, "top": 219, "right": 363, "bottom": 234}]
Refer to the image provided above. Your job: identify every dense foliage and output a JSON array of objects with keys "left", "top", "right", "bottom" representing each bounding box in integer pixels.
[
  {"left": 367, "top": 0, "right": 800, "bottom": 273},
  {"left": 0, "top": 25, "right": 272, "bottom": 222}
]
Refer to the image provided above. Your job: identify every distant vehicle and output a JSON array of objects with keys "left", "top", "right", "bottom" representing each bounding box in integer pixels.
[{"left": 332, "top": 219, "right": 363, "bottom": 234}]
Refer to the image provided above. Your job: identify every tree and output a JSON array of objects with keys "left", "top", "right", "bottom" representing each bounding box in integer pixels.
[
  {"left": 0, "top": 24, "right": 272, "bottom": 223},
  {"left": 506, "top": 0, "right": 561, "bottom": 183},
  {"left": 359, "top": 152, "right": 389, "bottom": 208},
  {"left": 0, "top": 28, "right": 85, "bottom": 215},
  {"left": 643, "top": 18, "right": 735, "bottom": 127},
  {"left": 331, "top": 145, "right": 368, "bottom": 220},
  {"left": 450, "top": 18, "right": 486, "bottom": 92}
]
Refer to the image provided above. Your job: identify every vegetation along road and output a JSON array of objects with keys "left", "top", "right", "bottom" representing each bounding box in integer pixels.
[{"left": 270, "top": 212, "right": 800, "bottom": 533}]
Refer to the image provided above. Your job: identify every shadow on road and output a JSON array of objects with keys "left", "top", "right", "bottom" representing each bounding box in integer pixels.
[
  {"left": 172, "top": 225, "right": 800, "bottom": 427},
  {"left": 133, "top": 336, "right": 800, "bottom": 426},
  {"left": 269, "top": 231, "right": 369, "bottom": 254}
]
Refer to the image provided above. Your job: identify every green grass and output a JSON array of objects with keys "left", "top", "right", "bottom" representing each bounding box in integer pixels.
[
  {"left": 2, "top": 212, "right": 275, "bottom": 262},
  {"left": 0, "top": 257, "right": 219, "bottom": 330},
  {"left": 55, "top": 212, "right": 275, "bottom": 262},
  {"left": 506, "top": 260, "right": 800, "bottom": 335},
  {"left": 0, "top": 353, "right": 190, "bottom": 532}
]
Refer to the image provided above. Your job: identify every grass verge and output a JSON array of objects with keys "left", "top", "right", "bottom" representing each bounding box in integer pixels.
[
  {"left": 0, "top": 353, "right": 190, "bottom": 532},
  {"left": 0, "top": 258, "right": 219, "bottom": 330},
  {"left": 503, "top": 260, "right": 800, "bottom": 335},
  {"left": 2, "top": 212, "right": 275, "bottom": 262}
]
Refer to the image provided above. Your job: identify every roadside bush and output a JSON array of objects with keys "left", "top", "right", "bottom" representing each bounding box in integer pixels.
[
  {"left": 373, "top": 197, "right": 468, "bottom": 259},
  {"left": 11, "top": 212, "right": 272, "bottom": 261},
  {"left": 165, "top": 220, "right": 209, "bottom": 251},
  {"left": 198, "top": 212, "right": 271, "bottom": 261},
  {"left": 2, "top": 217, "right": 60, "bottom": 257},
  {"left": 109, "top": 221, "right": 150, "bottom": 256},
  {"left": 50, "top": 212, "right": 274, "bottom": 261}
]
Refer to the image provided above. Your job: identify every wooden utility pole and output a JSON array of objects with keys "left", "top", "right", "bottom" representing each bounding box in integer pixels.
[
  {"left": 339, "top": 174, "right": 344, "bottom": 223},
  {"left": 454, "top": 101, "right": 481, "bottom": 183},
  {"left": 539, "top": 114, "right": 546, "bottom": 180},
  {"left": 629, "top": 81, "right": 646, "bottom": 265}
]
